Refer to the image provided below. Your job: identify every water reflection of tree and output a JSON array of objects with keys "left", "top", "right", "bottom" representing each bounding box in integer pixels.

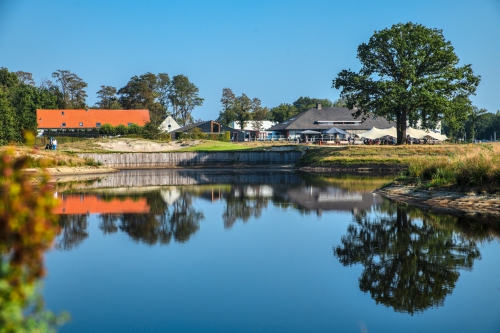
[
  {"left": 334, "top": 204, "right": 481, "bottom": 314},
  {"left": 104, "top": 191, "right": 204, "bottom": 245},
  {"left": 56, "top": 214, "right": 89, "bottom": 250},
  {"left": 99, "top": 214, "right": 119, "bottom": 234},
  {"left": 222, "top": 185, "right": 269, "bottom": 229}
]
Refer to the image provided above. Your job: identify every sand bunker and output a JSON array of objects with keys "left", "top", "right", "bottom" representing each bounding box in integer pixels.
[{"left": 96, "top": 139, "right": 196, "bottom": 152}]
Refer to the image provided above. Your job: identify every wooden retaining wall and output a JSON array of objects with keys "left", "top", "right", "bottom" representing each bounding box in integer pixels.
[
  {"left": 78, "top": 151, "right": 303, "bottom": 168},
  {"left": 71, "top": 169, "right": 303, "bottom": 189}
]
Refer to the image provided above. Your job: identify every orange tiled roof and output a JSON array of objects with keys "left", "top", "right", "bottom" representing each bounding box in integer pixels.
[
  {"left": 54, "top": 195, "right": 150, "bottom": 215},
  {"left": 36, "top": 109, "right": 150, "bottom": 129}
]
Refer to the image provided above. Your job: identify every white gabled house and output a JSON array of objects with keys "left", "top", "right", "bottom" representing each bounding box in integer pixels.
[{"left": 159, "top": 115, "right": 181, "bottom": 132}]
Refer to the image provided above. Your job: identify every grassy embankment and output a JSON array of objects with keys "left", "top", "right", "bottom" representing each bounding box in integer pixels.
[
  {"left": 0, "top": 145, "right": 98, "bottom": 168},
  {"left": 9, "top": 137, "right": 500, "bottom": 192},
  {"left": 299, "top": 143, "right": 500, "bottom": 192}
]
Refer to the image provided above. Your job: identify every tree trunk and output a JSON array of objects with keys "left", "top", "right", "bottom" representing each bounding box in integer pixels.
[{"left": 396, "top": 109, "right": 407, "bottom": 145}]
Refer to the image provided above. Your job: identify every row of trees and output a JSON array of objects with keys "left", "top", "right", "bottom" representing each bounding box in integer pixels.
[
  {"left": 109, "top": 72, "right": 204, "bottom": 126},
  {"left": 269, "top": 96, "right": 346, "bottom": 123},
  {"left": 216, "top": 88, "right": 267, "bottom": 130},
  {"left": 0, "top": 67, "right": 205, "bottom": 144},
  {"left": 443, "top": 107, "right": 500, "bottom": 141},
  {"left": 216, "top": 88, "right": 346, "bottom": 129}
]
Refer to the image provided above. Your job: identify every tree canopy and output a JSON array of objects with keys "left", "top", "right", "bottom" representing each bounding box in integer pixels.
[
  {"left": 117, "top": 72, "right": 203, "bottom": 126},
  {"left": 333, "top": 22, "right": 480, "bottom": 144},
  {"left": 96, "top": 85, "right": 122, "bottom": 109},
  {"left": 168, "top": 74, "right": 204, "bottom": 126},
  {"left": 52, "top": 69, "right": 88, "bottom": 109},
  {"left": 0, "top": 68, "right": 61, "bottom": 144},
  {"left": 216, "top": 88, "right": 264, "bottom": 129},
  {"left": 292, "top": 96, "right": 333, "bottom": 113}
]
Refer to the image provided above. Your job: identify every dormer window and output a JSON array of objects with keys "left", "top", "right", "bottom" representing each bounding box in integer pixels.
[
  {"left": 79, "top": 122, "right": 83, "bottom": 127},
  {"left": 61, "top": 123, "right": 66, "bottom": 127},
  {"left": 96, "top": 123, "right": 101, "bottom": 127},
  {"left": 128, "top": 123, "right": 133, "bottom": 126},
  {"left": 61, "top": 111, "right": 65, "bottom": 115}
]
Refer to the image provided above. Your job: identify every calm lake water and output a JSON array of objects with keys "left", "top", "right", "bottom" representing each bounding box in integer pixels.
[{"left": 44, "top": 170, "right": 500, "bottom": 333}]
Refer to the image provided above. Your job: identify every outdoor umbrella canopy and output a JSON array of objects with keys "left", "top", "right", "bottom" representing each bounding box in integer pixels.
[
  {"left": 358, "top": 127, "right": 397, "bottom": 139},
  {"left": 424, "top": 131, "right": 448, "bottom": 141},
  {"left": 406, "top": 127, "right": 427, "bottom": 139},
  {"left": 323, "top": 127, "right": 349, "bottom": 135},
  {"left": 299, "top": 130, "right": 322, "bottom": 134},
  {"left": 406, "top": 127, "right": 448, "bottom": 140}
]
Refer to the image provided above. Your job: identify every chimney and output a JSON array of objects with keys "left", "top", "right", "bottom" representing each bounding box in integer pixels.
[
  {"left": 86, "top": 108, "right": 89, "bottom": 112},
  {"left": 316, "top": 103, "right": 322, "bottom": 109}
]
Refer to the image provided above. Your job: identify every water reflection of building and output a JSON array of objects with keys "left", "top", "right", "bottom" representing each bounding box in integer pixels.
[
  {"left": 282, "top": 187, "right": 382, "bottom": 216},
  {"left": 55, "top": 194, "right": 150, "bottom": 215}
]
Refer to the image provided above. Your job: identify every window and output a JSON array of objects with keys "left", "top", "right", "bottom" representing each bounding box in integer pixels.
[
  {"left": 96, "top": 123, "right": 101, "bottom": 127},
  {"left": 316, "top": 120, "right": 361, "bottom": 125},
  {"left": 61, "top": 123, "right": 66, "bottom": 127},
  {"left": 79, "top": 122, "right": 83, "bottom": 127},
  {"left": 61, "top": 111, "right": 65, "bottom": 115}
]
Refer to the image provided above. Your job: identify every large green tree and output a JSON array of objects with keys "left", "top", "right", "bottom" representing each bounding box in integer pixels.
[
  {"left": 443, "top": 95, "right": 471, "bottom": 142},
  {"left": 216, "top": 89, "right": 263, "bottom": 129},
  {"left": 293, "top": 96, "right": 333, "bottom": 113},
  {"left": 269, "top": 103, "right": 298, "bottom": 123},
  {"left": 118, "top": 72, "right": 165, "bottom": 121},
  {"left": 233, "top": 93, "right": 253, "bottom": 130},
  {"left": 251, "top": 105, "right": 268, "bottom": 132},
  {"left": 96, "top": 85, "right": 122, "bottom": 109},
  {"left": 333, "top": 22, "right": 480, "bottom": 144},
  {"left": 52, "top": 70, "right": 88, "bottom": 109},
  {"left": 118, "top": 72, "right": 160, "bottom": 110},
  {"left": 217, "top": 88, "right": 236, "bottom": 126},
  {"left": 167, "top": 74, "right": 204, "bottom": 126},
  {"left": 0, "top": 68, "right": 60, "bottom": 144}
]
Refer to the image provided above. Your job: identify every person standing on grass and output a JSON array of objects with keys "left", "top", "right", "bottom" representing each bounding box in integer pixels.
[{"left": 52, "top": 138, "right": 57, "bottom": 150}]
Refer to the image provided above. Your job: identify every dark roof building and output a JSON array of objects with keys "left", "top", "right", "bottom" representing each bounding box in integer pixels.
[
  {"left": 175, "top": 120, "right": 245, "bottom": 142},
  {"left": 267, "top": 104, "right": 395, "bottom": 137}
]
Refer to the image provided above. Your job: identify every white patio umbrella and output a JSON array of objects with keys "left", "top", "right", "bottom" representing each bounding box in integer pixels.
[
  {"left": 299, "top": 130, "right": 322, "bottom": 134},
  {"left": 323, "top": 127, "right": 349, "bottom": 135}
]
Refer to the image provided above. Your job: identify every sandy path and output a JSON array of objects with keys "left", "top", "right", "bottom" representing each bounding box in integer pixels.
[{"left": 97, "top": 139, "right": 194, "bottom": 152}]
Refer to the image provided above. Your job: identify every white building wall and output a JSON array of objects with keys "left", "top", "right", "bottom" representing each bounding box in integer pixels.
[{"left": 159, "top": 116, "right": 181, "bottom": 132}]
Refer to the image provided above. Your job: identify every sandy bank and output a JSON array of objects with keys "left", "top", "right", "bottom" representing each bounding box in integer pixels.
[{"left": 376, "top": 184, "right": 500, "bottom": 217}]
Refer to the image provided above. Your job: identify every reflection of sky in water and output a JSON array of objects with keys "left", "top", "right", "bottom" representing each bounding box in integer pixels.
[{"left": 45, "top": 171, "right": 500, "bottom": 333}]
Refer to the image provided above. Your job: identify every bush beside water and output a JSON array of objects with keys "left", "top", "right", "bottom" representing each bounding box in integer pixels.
[
  {"left": 402, "top": 144, "right": 500, "bottom": 190},
  {"left": 0, "top": 145, "right": 68, "bottom": 332}
]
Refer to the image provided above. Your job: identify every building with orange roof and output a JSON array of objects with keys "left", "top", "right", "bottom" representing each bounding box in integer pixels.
[{"left": 37, "top": 109, "right": 150, "bottom": 130}]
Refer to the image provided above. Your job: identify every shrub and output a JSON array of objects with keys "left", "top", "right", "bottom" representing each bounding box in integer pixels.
[
  {"left": 115, "top": 124, "right": 128, "bottom": 135},
  {"left": 99, "top": 124, "right": 116, "bottom": 136},
  {"left": 175, "top": 129, "right": 231, "bottom": 142},
  {"left": 0, "top": 147, "right": 69, "bottom": 331},
  {"left": 127, "top": 123, "right": 142, "bottom": 135},
  {"left": 142, "top": 121, "right": 162, "bottom": 140}
]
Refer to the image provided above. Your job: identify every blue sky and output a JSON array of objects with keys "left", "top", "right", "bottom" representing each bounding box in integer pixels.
[{"left": 1, "top": 0, "right": 499, "bottom": 120}]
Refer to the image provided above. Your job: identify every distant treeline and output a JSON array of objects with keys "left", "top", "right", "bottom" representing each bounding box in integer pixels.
[
  {"left": 216, "top": 88, "right": 346, "bottom": 130},
  {"left": 0, "top": 67, "right": 204, "bottom": 144},
  {"left": 1, "top": 67, "right": 498, "bottom": 144}
]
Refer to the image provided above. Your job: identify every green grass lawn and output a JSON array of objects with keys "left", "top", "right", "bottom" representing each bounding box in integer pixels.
[{"left": 176, "top": 141, "right": 256, "bottom": 152}]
